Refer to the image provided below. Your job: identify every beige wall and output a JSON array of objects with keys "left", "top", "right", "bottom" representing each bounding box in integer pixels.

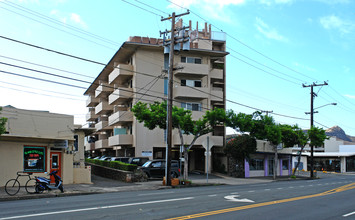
[{"left": 0, "top": 107, "right": 91, "bottom": 186}]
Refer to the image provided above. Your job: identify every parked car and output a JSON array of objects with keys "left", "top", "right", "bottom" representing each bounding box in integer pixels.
[
  {"left": 128, "top": 157, "right": 149, "bottom": 166},
  {"left": 99, "top": 156, "right": 111, "bottom": 161},
  {"left": 140, "top": 159, "right": 180, "bottom": 178},
  {"left": 110, "top": 157, "right": 130, "bottom": 163}
]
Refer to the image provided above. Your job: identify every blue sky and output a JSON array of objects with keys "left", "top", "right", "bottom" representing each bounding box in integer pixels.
[{"left": 0, "top": 0, "right": 354, "bottom": 136}]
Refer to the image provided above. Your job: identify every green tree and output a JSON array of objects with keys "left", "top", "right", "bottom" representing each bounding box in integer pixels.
[
  {"left": 132, "top": 101, "right": 226, "bottom": 180},
  {"left": 308, "top": 126, "right": 328, "bottom": 177},
  {"left": 224, "top": 135, "right": 256, "bottom": 177},
  {"left": 0, "top": 107, "right": 7, "bottom": 135}
]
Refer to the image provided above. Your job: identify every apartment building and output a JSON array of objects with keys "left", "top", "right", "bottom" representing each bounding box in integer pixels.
[{"left": 84, "top": 21, "right": 228, "bottom": 173}]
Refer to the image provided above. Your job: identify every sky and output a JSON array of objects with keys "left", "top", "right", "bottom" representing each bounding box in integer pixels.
[{"left": 0, "top": 0, "right": 354, "bottom": 136}]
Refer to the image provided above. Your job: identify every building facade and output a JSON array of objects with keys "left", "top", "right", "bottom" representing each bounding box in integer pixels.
[
  {"left": 84, "top": 21, "right": 227, "bottom": 173},
  {"left": 0, "top": 106, "right": 91, "bottom": 187}
]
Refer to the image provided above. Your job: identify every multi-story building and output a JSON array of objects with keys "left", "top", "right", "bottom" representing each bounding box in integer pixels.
[{"left": 84, "top": 21, "right": 228, "bottom": 173}]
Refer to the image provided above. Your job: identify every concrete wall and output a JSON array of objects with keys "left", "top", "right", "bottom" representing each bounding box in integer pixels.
[{"left": 324, "top": 137, "right": 343, "bottom": 152}]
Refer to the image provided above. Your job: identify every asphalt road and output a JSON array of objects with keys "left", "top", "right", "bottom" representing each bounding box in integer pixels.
[{"left": 1, "top": 174, "right": 354, "bottom": 220}]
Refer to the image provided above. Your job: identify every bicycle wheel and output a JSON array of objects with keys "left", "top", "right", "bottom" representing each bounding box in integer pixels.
[
  {"left": 25, "top": 179, "right": 37, "bottom": 194},
  {"left": 5, "top": 179, "right": 20, "bottom": 196}
]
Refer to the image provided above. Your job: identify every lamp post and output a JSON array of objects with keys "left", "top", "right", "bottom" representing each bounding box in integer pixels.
[{"left": 305, "top": 102, "right": 337, "bottom": 178}]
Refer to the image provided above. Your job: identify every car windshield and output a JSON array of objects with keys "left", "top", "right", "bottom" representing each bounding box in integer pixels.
[{"left": 142, "top": 161, "right": 151, "bottom": 167}]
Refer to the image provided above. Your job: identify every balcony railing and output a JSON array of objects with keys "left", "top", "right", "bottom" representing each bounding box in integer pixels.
[
  {"left": 108, "top": 134, "right": 133, "bottom": 146},
  {"left": 108, "top": 64, "right": 133, "bottom": 85},
  {"left": 95, "top": 139, "right": 109, "bottom": 149},
  {"left": 95, "top": 82, "right": 114, "bottom": 98},
  {"left": 174, "top": 63, "right": 209, "bottom": 76},
  {"left": 86, "top": 96, "right": 99, "bottom": 107},
  {"left": 108, "top": 111, "right": 133, "bottom": 126},
  {"left": 210, "top": 68, "right": 223, "bottom": 80},
  {"left": 211, "top": 88, "right": 223, "bottom": 102},
  {"left": 108, "top": 88, "right": 133, "bottom": 105},
  {"left": 174, "top": 86, "right": 209, "bottom": 99},
  {"left": 95, "top": 100, "right": 113, "bottom": 115},
  {"left": 86, "top": 109, "right": 98, "bottom": 121}
]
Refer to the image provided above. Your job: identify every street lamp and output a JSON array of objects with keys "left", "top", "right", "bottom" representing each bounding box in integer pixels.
[{"left": 305, "top": 102, "right": 337, "bottom": 178}]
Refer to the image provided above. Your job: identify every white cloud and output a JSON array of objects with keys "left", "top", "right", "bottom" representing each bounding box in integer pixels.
[
  {"left": 70, "top": 13, "right": 87, "bottom": 28},
  {"left": 255, "top": 17, "right": 288, "bottom": 42},
  {"left": 168, "top": 0, "right": 244, "bottom": 22},
  {"left": 343, "top": 66, "right": 350, "bottom": 74},
  {"left": 320, "top": 15, "right": 354, "bottom": 35},
  {"left": 260, "top": 0, "right": 293, "bottom": 5},
  {"left": 315, "top": 0, "right": 350, "bottom": 4},
  {"left": 344, "top": 94, "right": 355, "bottom": 99}
]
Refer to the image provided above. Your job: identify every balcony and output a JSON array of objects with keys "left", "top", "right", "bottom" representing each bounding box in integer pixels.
[
  {"left": 85, "top": 142, "right": 95, "bottom": 151},
  {"left": 108, "top": 88, "right": 133, "bottom": 105},
  {"left": 108, "top": 111, "right": 133, "bottom": 126},
  {"left": 174, "top": 63, "right": 209, "bottom": 76},
  {"left": 95, "top": 120, "right": 111, "bottom": 131},
  {"left": 86, "top": 96, "right": 99, "bottom": 107},
  {"left": 210, "top": 68, "right": 223, "bottom": 80},
  {"left": 211, "top": 88, "right": 223, "bottom": 102},
  {"left": 95, "top": 100, "right": 113, "bottom": 115},
  {"left": 108, "top": 134, "right": 133, "bottom": 146},
  {"left": 95, "top": 82, "right": 114, "bottom": 98},
  {"left": 108, "top": 64, "right": 133, "bottom": 85},
  {"left": 174, "top": 86, "right": 209, "bottom": 99},
  {"left": 173, "top": 134, "right": 223, "bottom": 147},
  {"left": 95, "top": 139, "right": 109, "bottom": 149},
  {"left": 86, "top": 108, "right": 98, "bottom": 121}
]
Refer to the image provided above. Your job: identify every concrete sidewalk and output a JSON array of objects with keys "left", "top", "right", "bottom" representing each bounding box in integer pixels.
[{"left": 0, "top": 173, "right": 275, "bottom": 202}]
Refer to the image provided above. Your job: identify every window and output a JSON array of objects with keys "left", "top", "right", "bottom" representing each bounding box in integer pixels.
[
  {"left": 181, "top": 79, "right": 202, "bottom": 87},
  {"left": 23, "top": 146, "right": 46, "bottom": 172},
  {"left": 282, "top": 160, "right": 289, "bottom": 170},
  {"left": 249, "top": 158, "right": 264, "bottom": 170},
  {"left": 74, "top": 135, "right": 78, "bottom": 151},
  {"left": 181, "top": 102, "right": 201, "bottom": 111},
  {"left": 181, "top": 56, "right": 202, "bottom": 64}
]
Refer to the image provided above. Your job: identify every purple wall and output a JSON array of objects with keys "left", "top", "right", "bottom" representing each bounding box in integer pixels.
[{"left": 245, "top": 159, "right": 250, "bottom": 178}]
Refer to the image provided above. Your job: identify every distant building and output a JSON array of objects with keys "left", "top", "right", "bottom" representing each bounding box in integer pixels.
[
  {"left": 0, "top": 106, "right": 91, "bottom": 187},
  {"left": 84, "top": 21, "right": 227, "bottom": 173}
]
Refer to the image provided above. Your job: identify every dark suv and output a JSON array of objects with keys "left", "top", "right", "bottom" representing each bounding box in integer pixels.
[{"left": 140, "top": 159, "right": 180, "bottom": 178}]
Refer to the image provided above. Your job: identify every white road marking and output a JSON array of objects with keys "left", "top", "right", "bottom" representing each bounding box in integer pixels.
[
  {"left": 289, "top": 187, "right": 294, "bottom": 189},
  {"left": 0, "top": 197, "right": 194, "bottom": 220},
  {"left": 224, "top": 195, "right": 254, "bottom": 203},
  {"left": 248, "top": 191, "right": 255, "bottom": 193},
  {"left": 277, "top": 188, "right": 283, "bottom": 190},
  {"left": 138, "top": 191, "right": 174, "bottom": 196},
  {"left": 265, "top": 189, "right": 271, "bottom": 191},
  {"left": 300, "top": 186, "right": 305, "bottom": 187},
  {"left": 343, "top": 211, "right": 355, "bottom": 217},
  {"left": 231, "top": 192, "right": 239, "bottom": 195},
  {"left": 208, "top": 194, "right": 217, "bottom": 197}
]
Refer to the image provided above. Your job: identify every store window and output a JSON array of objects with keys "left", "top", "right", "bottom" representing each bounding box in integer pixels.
[
  {"left": 23, "top": 146, "right": 46, "bottom": 172},
  {"left": 249, "top": 158, "right": 264, "bottom": 170},
  {"left": 282, "top": 160, "right": 289, "bottom": 170}
]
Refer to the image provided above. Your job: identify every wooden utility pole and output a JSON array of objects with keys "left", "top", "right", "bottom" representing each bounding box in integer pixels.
[
  {"left": 161, "top": 11, "right": 189, "bottom": 186},
  {"left": 303, "top": 81, "right": 328, "bottom": 178}
]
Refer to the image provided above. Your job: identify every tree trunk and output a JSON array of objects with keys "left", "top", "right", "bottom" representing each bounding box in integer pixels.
[
  {"left": 183, "top": 147, "right": 189, "bottom": 180},
  {"left": 273, "top": 146, "right": 278, "bottom": 180},
  {"left": 292, "top": 145, "right": 305, "bottom": 176}
]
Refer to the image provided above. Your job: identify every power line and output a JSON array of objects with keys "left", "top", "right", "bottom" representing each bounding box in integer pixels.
[{"left": 0, "top": 54, "right": 95, "bottom": 79}]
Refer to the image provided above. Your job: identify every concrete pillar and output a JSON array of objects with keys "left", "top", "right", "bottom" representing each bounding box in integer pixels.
[{"left": 341, "top": 157, "right": 346, "bottom": 173}]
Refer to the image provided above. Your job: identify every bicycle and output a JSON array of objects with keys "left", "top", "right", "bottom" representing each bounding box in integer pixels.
[{"left": 5, "top": 171, "right": 36, "bottom": 196}]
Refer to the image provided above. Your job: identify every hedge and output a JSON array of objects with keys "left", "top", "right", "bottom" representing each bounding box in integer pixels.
[{"left": 85, "top": 158, "right": 137, "bottom": 172}]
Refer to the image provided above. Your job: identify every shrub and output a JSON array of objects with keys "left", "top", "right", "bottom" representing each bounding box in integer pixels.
[{"left": 85, "top": 158, "right": 137, "bottom": 171}]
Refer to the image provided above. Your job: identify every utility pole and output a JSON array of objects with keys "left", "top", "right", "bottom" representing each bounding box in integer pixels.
[
  {"left": 161, "top": 11, "right": 189, "bottom": 186},
  {"left": 303, "top": 81, "right": 328, "bottom": 178},
  {"left": 261, "top": 110, "right": 273, "bottom": 116}
]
